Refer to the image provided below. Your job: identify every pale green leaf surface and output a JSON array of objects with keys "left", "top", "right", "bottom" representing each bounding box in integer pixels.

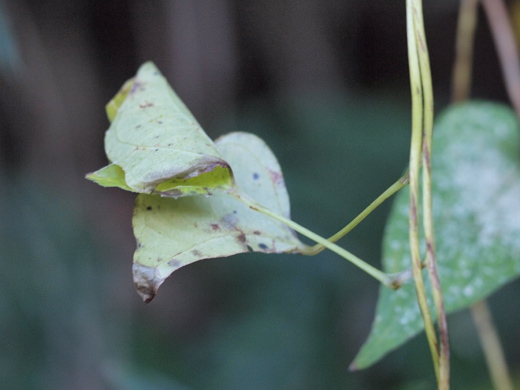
[
  {"left": 106, "top": 77, "right": 134, "bottom": 122},
  {"left": 132, "top": 132, "right": 306, "bottom": 302},
  {"left": 85, "top": 163, "right": 131, "bottom": 190},
  {"left": 87, "top": 62, "right": 233, "bottom": 197},
  {"left": 352, "top": 102, "right": 520, "bottom": 369}
]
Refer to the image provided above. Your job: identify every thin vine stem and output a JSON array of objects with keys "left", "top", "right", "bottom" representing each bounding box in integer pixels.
[
  {"left": 231, "top": 188, "right": 397, "bottom": 289},
  {"left": 304, "top": 172, "right": 409, "bottom": 256},
  {"left": 413, "top": 1, "right": 450, "bottom": 387},
  {"left": 228, "top": 173, "right": 424, "bottom": 291},
  {"left": 407, "top": 0, "right": 441, "bottom": 384}
]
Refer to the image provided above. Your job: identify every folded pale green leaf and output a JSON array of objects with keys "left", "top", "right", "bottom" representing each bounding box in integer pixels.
[
  {"left": 352, "top": 102, "right": 520, "bottom": 369},
  {"left": 86, "top": 62, "right": 234, "bottom": 198},
  {"left": 132, "top": 132, "right": 306, "bottom": 302}
]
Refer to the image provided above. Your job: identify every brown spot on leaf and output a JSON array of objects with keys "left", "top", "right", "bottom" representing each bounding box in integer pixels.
[
  {"left": 222, "top": 213, "right": 238, "bottom": 228},
  {"left": 168, "top": 259, "right": 182, "bottom": 269},
  {"left": 253, "top": 230, "right": 261, "bottom": 235},
  {"left": 130, "top": 81, "right": 145, "bottom": 94},
  {"left": 211, "top": 223, "right": 220, "bottom": 230},
  {"left": 139, "top": 101, "right": 154, "bottom": 109},
  {"left": 267, "top": 168, "right": 284, "bottom": 187}
]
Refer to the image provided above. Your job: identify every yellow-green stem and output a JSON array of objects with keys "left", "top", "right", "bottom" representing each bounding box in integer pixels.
[
  {"left": 305, "top": 172, "right": 409, "bottom": 256},
  {"left": 407, "top": 0, "right": 440, "bottom": 383},
  {"left": 232, "top": 189, "right": 396, "bottom": 289},
  {"left": 413, "top": 1, "right": 450, "bottom": 388}
]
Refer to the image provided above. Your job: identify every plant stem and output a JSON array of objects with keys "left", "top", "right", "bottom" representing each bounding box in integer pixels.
[
  {"left": 304, "top": 172, "right": 409, "bottom": 256},
  {"left": 406, "top": 0, "right": 441, "bottom": 384},
  {"left": 231, "top": 189, "right": 396, "bottom": 289},
  {"left": 413, "top": 1, "right": 450, "bottom": 387},
  {"left": 482, "top": 0, "right": 520, "bottom": 118},
  {"left": 452, "top": 0, "right": 479, "bottom": 102},
  {"left": 471, "top": 300, "right": 514, "bottom": 390}
]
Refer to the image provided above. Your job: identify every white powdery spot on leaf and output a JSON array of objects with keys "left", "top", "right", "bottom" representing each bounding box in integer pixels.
[{"left": 463, "top": 285, "right": 473, "bottom": 298}]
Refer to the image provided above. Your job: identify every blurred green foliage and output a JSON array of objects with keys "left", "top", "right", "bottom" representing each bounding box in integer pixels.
[{"left": 0, "top": 174, "right": 112, "bottom": 388}]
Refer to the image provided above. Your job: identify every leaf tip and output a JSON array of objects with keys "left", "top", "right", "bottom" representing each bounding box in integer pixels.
[
  {"left": 132, "top": 263, "right": 164, "bottom": 303},
  {"left": 85, "top": 164, "right": 133, "bottom": 191}
]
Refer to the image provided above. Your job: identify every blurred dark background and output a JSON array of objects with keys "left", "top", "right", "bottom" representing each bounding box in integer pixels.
[{"left": 1, "top": 1, "right": 519, "bottom": 389}]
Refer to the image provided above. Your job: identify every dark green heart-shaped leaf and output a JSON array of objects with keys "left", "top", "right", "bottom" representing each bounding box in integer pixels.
[
  {"left": 132, "top": 132, "right": 306, "bottom": 302},
  {"left": 87, "top": 62, "right": 233, "bottom": 198},
  {"left": 352, "top": 102, "right": 520, "bottom": 369}
]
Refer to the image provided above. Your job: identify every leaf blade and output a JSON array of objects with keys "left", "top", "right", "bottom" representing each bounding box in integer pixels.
[
  {"left": 87, "top": 62, "right": 234, "bottom": 197},
  {"left": 132, "top": 132, "right": 305, "bottom": 302},
  {"left": 352, "top": 102, "right": 520, "bottom": 369}
]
